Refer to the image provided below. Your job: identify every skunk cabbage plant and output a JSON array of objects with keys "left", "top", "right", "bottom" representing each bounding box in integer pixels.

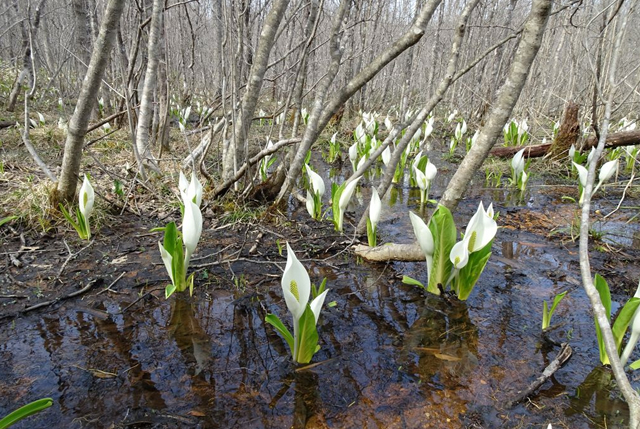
[
  {"left": 510, "top": 148, "right": 529, "bottom": 191},
  {"left": 332, "top": 177, "right": 361, "bottom": 232},
  {"left": 305, "top": 164, "right": 325, "bottom": 220},
  {"left": 265, "top": 243, "right": 329, "bottom": 364},
  {"left": 366, "top": 188, "right": 381, "bottom": 247},
  {"left": 405, "top": 203, "right": 497, "bottom": 300},
  {"left": 60, "top": 174, "right": 95, "bottom": 240},
  {"left": 157, "top": 177, "right": 203, "bottom": 298},
  {"left": 573, "top": 159, "right": 618, "bottom": 205}
]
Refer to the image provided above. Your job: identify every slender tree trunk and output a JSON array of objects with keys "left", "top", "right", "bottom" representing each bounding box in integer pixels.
[
  {"left": 276, "top": 0, "right": 443, "bottom": 204},
  {"left": 439, "top": 0, "right": 553, "bottom": 211},
  {"left": 355, "top": 0, "right": 479, "bottom": 233},
  {"left": 223, "top": 0, "right": 291, "bottom": 182},
  {"left": 577, "top": 5, "right": 640, "bottom": 427},
  {"left": 7, "top": 0, "right": 46, "bottom": 112},
  {"left": 135, "top": 0, "right": 163, "bottom": 169},
  {"left": 56, "top": 0, "right": 126, "bottom": 203}
]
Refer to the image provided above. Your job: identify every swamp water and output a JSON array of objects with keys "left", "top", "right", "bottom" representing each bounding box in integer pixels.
[{"left": 1, "top": 157, "right": 639, "bottom": 428}]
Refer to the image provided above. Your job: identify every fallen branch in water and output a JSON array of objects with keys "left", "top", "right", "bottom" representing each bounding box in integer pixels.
[
  {"left": 353, "top": 243, "right": 424, "bottom": 262},
  {"left": 506, "top": 342, "right": 572, "bottom": 408},
  {"left": 0, "top": 278, "right": 102, "bottom": 322}
]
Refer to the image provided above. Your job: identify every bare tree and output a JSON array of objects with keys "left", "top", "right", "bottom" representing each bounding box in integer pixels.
[
  {"left": 439, "top": 0, "right": 553, "bottom": 211},
  {"left": 56, "top": 0, "right": 126, "bottom": 203}
]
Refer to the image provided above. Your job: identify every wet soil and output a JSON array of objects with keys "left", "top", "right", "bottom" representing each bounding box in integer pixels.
[{"left": 1, "top": 159, "right": 640, "bottom": 429}]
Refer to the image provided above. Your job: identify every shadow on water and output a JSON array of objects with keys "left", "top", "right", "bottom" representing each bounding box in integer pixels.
[{"left": 1, "top": 155, "right": 639, "bottom": 428}]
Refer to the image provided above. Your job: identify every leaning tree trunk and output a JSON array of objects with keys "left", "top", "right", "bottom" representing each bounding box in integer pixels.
[
  {"left": 135, "top": 0, "right": 163, "bottom": 169},
  {"left": 276, "top": 0, "right": 443, "bottom": 204},
  {"left": 548, "top": 101, "right": 580, "bottom": 161},
  {"left": 56, "top": 0, "right": 126, "bottom": 203},
  {"left": 439, "top": 0, "right": 553, "bottom": 212},
  {"left": 223, "top": 0, "right": 291, "bottom": 182}
]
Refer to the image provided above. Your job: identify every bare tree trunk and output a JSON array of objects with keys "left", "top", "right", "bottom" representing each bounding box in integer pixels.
[
  {"left": 577, "top": 5, "right": 640, "bottom": 426},
  {"left": 439, "top": 0, "right": 553, "bottom": 211},
  {"left": 276, "top": 0, "right": 443, "bottom": 204},
  {"left": 355, "top": 0, "right": 479, "bottom": 233},
  {"left": 548, "top": 101, "right": 579, "bottom": 160},
  {"left": 426, "top": 3, "right": 444, "bottom": 95},
  {"left": 135, "top": 0, "right": 163, "bottom": 170},
  {"left": 223, "top": 0, "right": 291, "bottom": 182},
  {"left": 7, "top": 0, "right": 46, "bottom": 112},
  {"left": 56, "top": 0, "right": 126, "bottom": 203}
]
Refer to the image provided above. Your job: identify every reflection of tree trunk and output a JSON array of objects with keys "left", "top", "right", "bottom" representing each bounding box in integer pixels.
[
  {"left": 56, "top": 0, "right": 126, "bottom": 203},
  {"left": 440, "top": 0, "right": 553, "bottom": 212}
]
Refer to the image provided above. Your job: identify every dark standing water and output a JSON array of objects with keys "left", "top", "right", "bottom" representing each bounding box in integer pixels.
[{"left": 1, "top": 154, "right": 639, "bottom": 428}]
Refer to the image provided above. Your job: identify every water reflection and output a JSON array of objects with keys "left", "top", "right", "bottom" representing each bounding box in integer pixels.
[{"left": 403, "top": 298, "right": 479, "bottom": 385}]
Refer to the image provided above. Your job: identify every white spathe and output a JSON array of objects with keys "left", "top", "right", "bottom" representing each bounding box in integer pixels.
[
  {"left": 511, "top": 148, "right": 526, "bottom": 176},
  {"left": 305, "top": 164, "right": 325, "bottom": 197},
  {"left": 369, "top": 188, "right": 381, "bottom": 230},
  {"left": 79, "top": 175, "right": 95, "bottom": 222},
  {"left": 182, "top": 200, "right": 203, "bottom": 266},
  {"left": 463, "top": 202, "right": 497, "bottom": 252},
  {"left": 282, "top": 243, "right": 311, "bottom": 321},
  {"left": 409, "top": 211, "right": 435, "bottom": 276},
  {"left": 450, "top": 240, "right": 469, "bottom": 269}
]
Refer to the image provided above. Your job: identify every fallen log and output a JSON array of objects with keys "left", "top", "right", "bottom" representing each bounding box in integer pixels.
[
  {"left": 353, "top": 243, "right": 424, "bottom": 262},
  {"left": 489, "top": 130, "right": 640, "bottom": 158}
]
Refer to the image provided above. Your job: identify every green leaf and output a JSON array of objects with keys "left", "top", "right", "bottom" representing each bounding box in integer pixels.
[
  {"left": 427, "top": 206, "right": 456, "bottom": 295},
  {"left": 456, "top": 239, "right": 492, "bottom": 300},
  {"left": 163, "top": 222, "right": 185, "bottom": 293},
  {"left": 265, "top": 314, "right": 294, "bottom": 352},
  {"left": 165, "top": 283, "right": 177, "bottom": 299},
  {"left": 402, "top": 275, "right": 425, "bottom": 290},
  {"left": 59, "top": 203, "right": 81, "bottom": 234},
  {"left": 0, "top": 216, "right": 17, "bottom": 228},
  {"left": 594, "top": 273, "right": 612, "bottom": 365},
  {"left": 612, "top": 297, "right": 640, "bottom": 353},
  {"left": 630, "top": 358, "right": 640, "bottom": 370},
  {"left": 366, "top": 219, "right": 377, "bottom": 247},
  {"left": 542, "top": 291, "right": 568, "bottom": 330},
  {"left": 312, "top": 278, "right": 327, "bottom": 299},
  {"left": 0, "top": 398, "right": 53, "bottom": 429},
  {"left": 542, "top": 300, "right": 550, "bottom": 330},
  {"left": 332, "top": 183, "right": 346, "bottom": 230},
  {"left": 294, "top": 305, "right": 319, "bottom": 364}
]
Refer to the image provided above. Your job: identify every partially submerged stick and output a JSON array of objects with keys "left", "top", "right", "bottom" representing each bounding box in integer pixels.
[{"left": 506, "top": 342, "right": 572, "bottom": 408}]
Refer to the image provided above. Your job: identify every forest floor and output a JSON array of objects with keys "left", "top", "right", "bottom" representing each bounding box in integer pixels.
[{"left": 2, "top": 120, "right": 640, "bottom": 428}]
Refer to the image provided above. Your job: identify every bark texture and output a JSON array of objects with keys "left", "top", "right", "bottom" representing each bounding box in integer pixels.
[
  {"left": 439, "top": 0, "right": 553, "bottom": 212},
  {"left": 56, "top": 0, "right": 126, "bottom": 203},
  {"left": 223, "top": 0, "right": 291, "bottom": 182},
  {"left": 548, "top": 101, "right": 580, "bottom": 160},
  {"left": 489, "top": 130, "right": 640, "bottom": 158},
  {"left": 135, "top": 0, "right": 163, "bottom": 167}
]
